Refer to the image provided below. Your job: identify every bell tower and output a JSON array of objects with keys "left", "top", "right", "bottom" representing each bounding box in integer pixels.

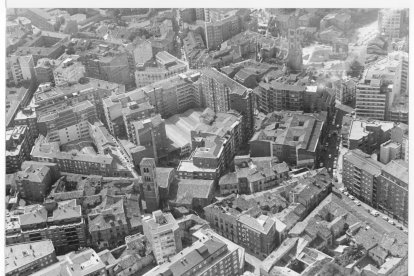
[{"left": 140, "top": 158, "right": 159, "bottom": 212}]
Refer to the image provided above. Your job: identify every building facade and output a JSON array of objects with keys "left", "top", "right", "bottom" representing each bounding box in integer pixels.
[{"left": 142, "top": 211, "right": 182, "bottom": 265}]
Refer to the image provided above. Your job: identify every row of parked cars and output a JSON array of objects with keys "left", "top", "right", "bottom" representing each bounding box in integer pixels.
[
  {"left": 338, "top": 188, "right": 407, "bottom": 233},
  {"left": 339, "top": 188, "right": 361, "bottom": 206}
]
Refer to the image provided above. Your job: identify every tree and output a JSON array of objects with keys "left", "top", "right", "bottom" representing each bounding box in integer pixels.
[{"left": 347, "top": 60, "right": 364, "bottom": 78}]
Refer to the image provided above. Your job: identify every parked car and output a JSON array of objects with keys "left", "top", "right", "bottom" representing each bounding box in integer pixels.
[
  {"left": 354, "top": 200, "right": 361, "bottom": 206},
  {"left": 339, "top": 187, "right": 345, "bottom": 193},
  {"left": 349, "top": 195, "right": 355, "bottom": 200},
  {"left": 344, "top": 191, "right": 349, "bottom": 196},
  {"left": 388, "top": 220, "right": 395, "bottom": 225},
  {"left": 371, "top": 211, "right": 379, "bottom": 217},
  {"left": 382, "top": 216, "right": 389, "bottom": 221},
  {"left": 329, "top": 154, "right": 332, "bottom": 158},
  {"left": 320, "top": 162, "right": 324, "bottom": 167},
  {"left": 396, "top": 225, "right": 403, "bottom": 230}
]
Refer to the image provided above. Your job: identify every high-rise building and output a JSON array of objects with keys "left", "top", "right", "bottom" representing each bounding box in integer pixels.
[
  {"left": 355, "top": 77, "right": 390, "bottom": 120},
  {"left": 6, "top": 125, "right": 33, "bottom": 174},
  {"left": 204, "top": 9, "right": 242, "bottom": 50},
  {"left": 82, "top": 43, "right": 135, "bottom": 88},
  {"left": 14, "top": 107, "right": 38, "bottom": 143},
  {"left": 142, "top": 71, "right": 202, "bottom": 118},
  {"left": 8, "top": 55, "right": 35, "bottom": 85},
  {"left": 143, "top": 211, "right": 182, "bottom": 265},
  {"left": 378, "top": 9, "right": 407, "bottom": 39},
  {"left": 200, "top": 68, "right": 254, "bottom": 142},
  {"left": 140, "top": 158, "right": 160, "bottom": 212}
]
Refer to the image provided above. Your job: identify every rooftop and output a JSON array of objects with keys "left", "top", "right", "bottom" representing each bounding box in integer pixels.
[
  {"left": 6, "top": 240, "right": 56, "bottom": 274},
  {"left": 148, "top": 237, "right": 227, "bottom": 276},
  {"left": 348, "top": 119, "right": 394, "bottom": 141},
  {"left": 344, "top": 149, "right": 384, "bottom": 176},
  {"left": 202, "top": 67, "right": 250, "bottom": 96},
  {"left": 169, "top": 178, "right": 215, "bottom": 205}
]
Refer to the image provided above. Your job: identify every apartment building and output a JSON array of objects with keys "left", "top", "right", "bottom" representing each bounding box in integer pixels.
[
  {"left": 15, "top": 200, "right": 86, "bottom": 254},
  {"left": 201, "top": 68, "right": 254, "bottom": 142},
  {"left": 146, "top": 233, "right": 242, "bottom": 276},
  {"left": 102, "top": 88, "right": 148, "bottom": 138},
  {"left": 135, "top": 51, "right": 188, "bottom": 88},
  {"left": 250, "top": 111, "right": 326, "bottom": 168},
  {"left": 343, "top": 149, "right": 408, "bottom": 226},
  {"left": 16, "top": 165, "right": 53, "bottom": 202},
  {"left": 204, "top": 194, "right": 287, "bottom": 259},
  {"left": 23, "top": 9, "right": 56, "bottom": 31},
  {"left": 204, "top": 9, "right": 242, "bottom": 50},
  {"left": 37, "top": 100, "right": 97, "bottom": 144},
  {"left": 5, "top": 240, "right": 58, "bottom": 276},
  {"left": 6, "top": 125, "right": 33, "bottom": 174},
  {"left": 176, "top": 109, "right": 243, "bottom": 181},
  {"left": 143, "top": 211, "right": 182, "bottom": 265},
  {"left": 337, "top": 77, "right": 357, "bottom": 104},
  {"left": 256, "top": 79, "right": 336, "bottom": 115},
  {"left": 142, "top": 70, "right": 202, "bottom": 118},
  {"left": 31, "top": 248, "right": 107, "bottom": 276},
  {"left": 8, "top": 55, "right": 35, "bottom": 85},
  {"left": 6, "top": 86, "right": 32, "bottom": 129},
  {"left": 32, "top": 78, "right": 124, "bottom": 121},
  {"left": 122, "top": 101, "right": 156, "bottom": 143},
  {"left": 31, "top": 135, "right": 133, "bottom": 178},
  {"left": 130, "top": 114, "right": 168, "bottom": 162},
  {"left": 378, "top": 9, "right": 407, "bottom": 39},
  {"left": 355, "top": 78, "right": 390, "bottom": 120}
]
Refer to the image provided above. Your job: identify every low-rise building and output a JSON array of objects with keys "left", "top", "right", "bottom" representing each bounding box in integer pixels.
[
  {"left": 250, "top": 111, "right": 326, "bottom": 168},
  {"left": 168, "top": 178, "right": 215, "bottom": 210},
  {"left": 219, "top": 155, "right": 290, "bottom": 195},
  {"left": 346, "top": 118, "right": 394, "bottom": 154},
  {"left": 88, "top": 196, "right": 130, "bottom": 250}
]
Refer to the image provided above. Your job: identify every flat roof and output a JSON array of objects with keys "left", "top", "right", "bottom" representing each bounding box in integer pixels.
[{"left": 6, "top": 240, "right": 55, "bottom": 273}]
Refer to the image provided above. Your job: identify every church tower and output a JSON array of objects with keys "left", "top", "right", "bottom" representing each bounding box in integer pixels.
[
  {"left": 140, "top": 158, "right": 159, "bottom": 213},
  {"left": 287, "top": 28, "right": 303, "bottom": 73}
]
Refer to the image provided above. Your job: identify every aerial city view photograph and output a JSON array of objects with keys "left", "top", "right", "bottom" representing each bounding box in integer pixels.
[{"left": 4, "top": 6, "right": 410, "bottom": 276}]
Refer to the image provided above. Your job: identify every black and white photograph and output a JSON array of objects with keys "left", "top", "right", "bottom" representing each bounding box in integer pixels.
[{"left": 3, "top": 3, "right": 411, "bottom": 276}]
